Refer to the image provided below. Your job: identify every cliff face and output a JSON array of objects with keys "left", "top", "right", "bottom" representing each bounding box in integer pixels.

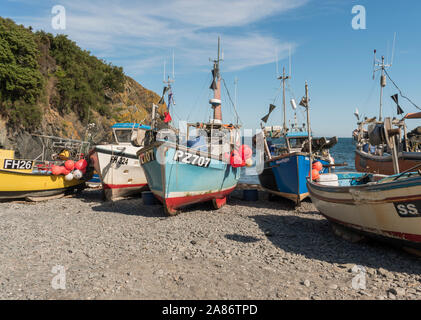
[{"left": 0, "top": 17, "right": 166, "bottom": 157}]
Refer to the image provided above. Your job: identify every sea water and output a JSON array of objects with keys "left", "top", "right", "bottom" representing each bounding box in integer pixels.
[{"left": 239, "top": 137, "right": 356, "bottom": 184}]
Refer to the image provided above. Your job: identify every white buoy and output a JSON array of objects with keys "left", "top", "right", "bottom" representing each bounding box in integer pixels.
[
  {"left": 73, "top": 169, "right": 83, "bottom": 180},
  {"left": 65, "top": 173, "right": 74, "bottom": 181},
  {"left": 245, "top": 158, "right": 253, "bottom": 167}
]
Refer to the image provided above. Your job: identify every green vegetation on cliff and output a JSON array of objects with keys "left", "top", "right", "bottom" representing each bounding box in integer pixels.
[
  {"left": 0, "top": 17, "right": 164, "bottom": 143},
  {"left": 0, "top": 18, "right": 44, "bottom": 128}
]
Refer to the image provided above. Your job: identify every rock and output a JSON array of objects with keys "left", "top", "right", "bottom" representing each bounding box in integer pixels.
[
  {"left": 378, "top": 268, "right": 391, "bottom": 278},
  {"left": 389, "top": 287, "right": 405, "bottom": 296},
  {"left": 301, "top": 280, "right": 311, "bottom": 287},
  {"left": 190, "top": 240, "right": 197, "bottom": 245},
  {"left": 387, "top": 292, "right": 396, "bottom": 300},
  {"left": 328, "top": 284, "right": 338, "bottom": 290}
]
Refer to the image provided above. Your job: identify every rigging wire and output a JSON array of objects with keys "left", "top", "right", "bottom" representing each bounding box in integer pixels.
[
  {"left": 384, "top": 69, "right": 421, "bottom": 111},
  {"left": 186, "top": 72, "right": 212, "bottom": 122},
  {"left": 359, "top": 73, "right": 378, "bottom": 119},
  {"left": 222, "top": 77, "right": 243, "bottom": 125}
]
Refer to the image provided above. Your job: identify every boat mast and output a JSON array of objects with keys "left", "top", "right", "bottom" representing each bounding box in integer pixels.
[
  {"left": 278, "top": 67, "right": 290, "bottom": 133},
  {"left": 379, "top": 56, "right": 386, "bottom": 121},
  {"left": 303, "top": 81, "right": 313, "bottom": 181},
  {"left": 210, "top": 37, "right": 223, "bottom": 123},
  {"left": 373, "top": 50, "right": 392, "bottom": 121}
]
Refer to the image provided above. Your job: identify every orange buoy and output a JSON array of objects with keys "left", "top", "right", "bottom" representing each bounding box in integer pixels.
[
  {"left": 75, "top": 159, "right": 88, "bottom": 170},
  {"left": 230, "top": 150, "right": 245, "bottom": 168},
  {"left": 312, "top": 161, "right": 323, "bottom": 171},
  {"left": 239, "top": 145, "right": 253, "bottom": 160},
  {"left": 311, "top": 169, "right": 320, "bottom": 180},
  {"left": 51, "top": 165, "right": 61, "bottom": 175},
  {"left": 65, "top": 160, "right": 75, "bottom": 171}
]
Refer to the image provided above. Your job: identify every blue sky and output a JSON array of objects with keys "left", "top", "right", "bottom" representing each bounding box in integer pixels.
[{"left": 2, "top": 0, "right": 421, "bottom": 137}]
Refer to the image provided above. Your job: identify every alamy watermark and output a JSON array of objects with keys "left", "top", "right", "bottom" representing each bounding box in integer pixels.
[
  {"left": 51, "top": 5, "right": 66, "bottom": 30},
  {"left": 351, "top": 265, "right": 366, "bottom": 290},
  {"left": 351, "top": 5, "right": 366, "bottom": 30},
  {"left": 51, "top": 265, "right": 66, "bottom": 290}
]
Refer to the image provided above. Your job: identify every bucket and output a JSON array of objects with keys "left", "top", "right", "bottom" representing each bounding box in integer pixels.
[
  {"left": 243, "top": 189, "right": 258, "bottom": 201},
  {"left": 142, "top": 191, "right": 158, "bottom": 205}
]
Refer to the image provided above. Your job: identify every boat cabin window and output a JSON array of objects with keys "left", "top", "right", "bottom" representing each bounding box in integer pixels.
[
  {"left": 267, "top": 137, "right": 288, "bottom": 156},
  {"left": 288, "top": 138, "right": 306, "bottom": 149},
  {"left": 113, "top": 129, "right": 132, "bottom": 144}
]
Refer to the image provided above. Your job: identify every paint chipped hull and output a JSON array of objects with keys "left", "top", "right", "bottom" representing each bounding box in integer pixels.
[
  {"left": 307, "top": 172, "right": 421, "bottom": 250},
  {"left": 138, "top": 143, "right": 240, "bottom": 214}
]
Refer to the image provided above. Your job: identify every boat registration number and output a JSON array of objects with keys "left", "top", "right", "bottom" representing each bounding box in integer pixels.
[
  {"left": 394, "top": 201, "right": 421, "bottom": 218},
  {"left": 3, "top": 159, "right": 33, "bottom": 170},
  {"left": 139, "top": 150, "right": 155, "bottom": 165},
  {"left": 110, "top": 155, "right": 129, "bottom": 165},
  {"left": 173, "top": 150, "right": 211, "bottom": 168}
]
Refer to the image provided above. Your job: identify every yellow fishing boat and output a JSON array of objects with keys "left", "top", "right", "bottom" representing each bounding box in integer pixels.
[{"left": 0, "top": 135, "right": 92, "bottom": 200}]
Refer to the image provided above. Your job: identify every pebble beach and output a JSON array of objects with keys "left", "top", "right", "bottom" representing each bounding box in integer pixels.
[{"left": 1, "top": 187, "right": 420, "bottom": 300}]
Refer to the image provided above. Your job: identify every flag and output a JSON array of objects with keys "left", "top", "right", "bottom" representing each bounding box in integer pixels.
[
  {"left": 168, "top": 91, "right": 173, "bottom": 106},
  {"left": 158, "top": 86, "right": 169, "bottom": 105},
  {"left": 391, "top": 94, "right": 404, "bottom": 115},
  {"left": 261, "top": 104, "right": 276, "bottom": 123},
  {"left": 210, "top": 69, "right": 217, "bottom": 90},
  {"left": 164, "top": 111, "right": 172, "bottom": 123}
]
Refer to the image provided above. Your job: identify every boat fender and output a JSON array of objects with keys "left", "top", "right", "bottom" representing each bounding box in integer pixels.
[
  {"left": 75, "top": 159, "right": 88, "bottom": 170},
  {"left": 311, "top": 169, "right": 320, "bottom": 180},
  {"left": 64, "top": 172, "right": 74, "bottom": 181},
  {"left": 65, "top": 160, "right": 75, "bottom": 171},
  {"left": 51, "top": 165, "right": 62, "bottom": 176},
  {"left": 73, "top": 169, "right": 83, "bottom": 180},
  {"left": 245, "top": 158, "right": 253, "bottom": 167},
  {"left": 312, "top": 161, "right": 323, "bottom": 171},
  {"left": 230, "top": 150, "right": 245, "bottom": 168},
  {"left": 239, "top": 144, "right": 253, "bottom": 161}
]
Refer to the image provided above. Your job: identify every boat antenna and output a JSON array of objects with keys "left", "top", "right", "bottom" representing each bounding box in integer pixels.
[
  {"left": 390, "top": 32, "right": 396, "bottom": 66},
  {"left": 275, "top": 48, "right": 279, "bottom": 78},
  {"left": 289, "top": 45, "right": 292, "bottom": 80},
  {"left": 373, "top": 52, "right": 391, "bottom": 121},
  {"left": 234, "top": 77, "right": 239, "bottom": 125},
  {"left": 278, "top": 66, "right": 290, "bottom": 133},
  {"left": 373, "top": 33, "right": 397, "bottom": 121}
]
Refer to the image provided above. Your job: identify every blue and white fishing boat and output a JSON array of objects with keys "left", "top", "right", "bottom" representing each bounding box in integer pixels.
[
  {"left": 258, "top": 75, "right": 337, "bottom": 205},
  {"left": 137, "top": 38, "right": 247, "bottom": 215},
  {"left": 307, "top": 170, "right": 421, "bottom": 254}
]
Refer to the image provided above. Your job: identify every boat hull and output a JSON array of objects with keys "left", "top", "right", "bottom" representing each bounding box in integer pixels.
[
  {"left": 0, "top": 169, "right": 85, "bottom": 200},
  {"left": 355, "top": 149, "right": 421, "bottom": 175},
  {"left": 308, "top": 173, "right": 421, "bottom": 250},
  {"left": 139, "top": 144, "right": 240, "bottom": 214},
  {"left": 259, "top": 153, "right": 329, "bottom": 204},
  {"left": 92, "top": 145, "right": 148, "bottom": 200}
]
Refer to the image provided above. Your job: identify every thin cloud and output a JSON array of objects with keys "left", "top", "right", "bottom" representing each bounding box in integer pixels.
[{"left": 11, "top": 0, "right": 308, "bottom": 74}]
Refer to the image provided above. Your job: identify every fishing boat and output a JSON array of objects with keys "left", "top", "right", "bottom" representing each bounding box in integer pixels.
[
  {"left": 308, "top": 167, "right": 421, "bottom": 253},
  {"left": 0, "top": 135, "right": 92, "bottom": 200},
  {"left": 354, "top": 113, "right": 421, "bottom": 175},
  {"left": 257, "top": 69, "right": 337, "bottom": 205},
  {"left": 91, "top": 122, "right": 150, "bottom": 200},
  {"left": 353, "top": 47, "right": 421, "bottom": 175},
  {"left": 310, "top": 116, "right": 421, "bottom": 254},
  {"left": 137, "top": 38, "right": 249, "bottom": 215}
]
